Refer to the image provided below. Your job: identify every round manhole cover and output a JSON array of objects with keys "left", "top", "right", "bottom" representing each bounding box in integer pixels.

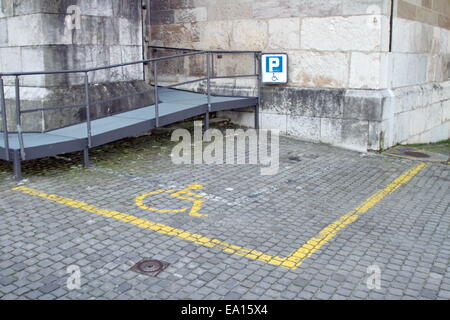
[
  {"left": 404, "top": 151, "right": 430, "bottom": 158},
  {"left": 137, "top": 260, "right": 163, "bottom": 273},
  {"left": 131, "top": 259, "right": 169, "bottom": 276}
]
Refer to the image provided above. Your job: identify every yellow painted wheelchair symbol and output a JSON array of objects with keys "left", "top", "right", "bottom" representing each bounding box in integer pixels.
[{"left": 135, "top": 184, "right": 207, "bottom": 217}]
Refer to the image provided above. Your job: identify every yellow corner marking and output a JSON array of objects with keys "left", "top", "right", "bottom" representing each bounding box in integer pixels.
[
  {"left": 135, "top": 184, "right": 207, "bottom": 217},
  {"left": 284, "top": 162, "right": 427, "bottom": 269},
  {"left": 12, "top": 162, "right": 426, "bottom": 270}
]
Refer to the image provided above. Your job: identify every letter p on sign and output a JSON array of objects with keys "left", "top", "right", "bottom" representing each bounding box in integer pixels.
[{"left": 268, "top": 57, "right": 282, "bottom": 73}]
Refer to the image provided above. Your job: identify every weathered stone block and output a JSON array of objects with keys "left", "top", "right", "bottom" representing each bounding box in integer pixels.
[
  {"left": 260, "top": 113, "right": 287, "bottom": 133},
  {"left": 343, "top": 90, "right": 385, "bottom": 121},
  {"left": 429, "top": 122, "right": 449, "bottom": 142},
  {"left": 268, "top": 18, "right": 300, "bottom": 50},
  {"left": 120, "top": 46, "right": 144, "bottom": 81},
  {"left": 443, "top": 99, "right": 450, "bottom": 122},
  {"left": 112, "top": 0, "right": 140, "bottom": 19},
  {"left": 73, "top": 16, "right": 119, "bottom": 45},
  {"left": 80, "top": 0, "right": 114, "bottom": 17},
  {"left": 208, "top": 0, "right": 252, "bottom": 21},
  {"left": 253, "top": 0, "right": 342, "bottom": 19},
  {"left": 301, "top": 15, "right": 388, "bottom": 52},
  {"left": 21, "top": 47, "right": 46, "bottom": 87},
  {"left": 231, "top": 19, "right": 268, "bottom": 50},
  {"left": 391, "top": 18, "right": 433, "bottom": 53},
  {"left": 150, "top": 0, "right": 170, "bottom": 11},
  {"left": 7, "top": 14, "right": 45, "bottom": 46},
  {"left": 390, "top": 53, "right": 428, "bottom": 88},
  {"left": 297, "top": 0, "right": 343, "bottom": 17},
  {"left": 197, "top": 20, "right": 233, "bottom": 50},
  {"left": 252, "top": 1, "right": 299, "bottom": 19},
  {"left": 175, "top": 7, "right": 207, "bottom": 23},
  {"left": 0, "top": 0, "right": 13, "bottom": 18},
  {"left": 0, "top": 47, "right": 21, "bottom": 75},
  {"left": 342, "top": 0, "right": 391, "bottom": 15},
  {"left": 0, "top": 17, "right": 7, "bottom": 46},
  {"left": 289, "top": 51, "right": 350, "bottom": 88},
  {"left": 151, "top": 10, "right": 175, "bottom": 25},
  {"left": 261, "top": 86, "right": 345, "bottom": 118},
  {"left": 119, "top": 18, "right": 142, "bottom": 46},
  {"left": 320, "top": 118, "right": 370, "bottom": 152},
  {"left": 409, "top": 107, "right": 428, "bottom": 136},
  {"left": 212, "top": 53, "right": 254, "bottom": 79},
  {"left": 170, "top": 0, "right": 195, "bottom": 10},
  {"left": 349, "top": 52, "right": 389, "bottom": 89},
  {"left": 286, "top": 115, "right": 320, "bottom": 142}
]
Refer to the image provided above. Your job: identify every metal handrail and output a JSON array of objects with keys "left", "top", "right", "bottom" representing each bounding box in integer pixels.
[{"left": 0, "top": 47, "right": 262, "bottom": 165}]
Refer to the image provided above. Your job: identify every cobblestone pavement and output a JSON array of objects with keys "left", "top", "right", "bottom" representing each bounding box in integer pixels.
[{"left": 0, "top": 122, "right": 449, "bottom": 300}]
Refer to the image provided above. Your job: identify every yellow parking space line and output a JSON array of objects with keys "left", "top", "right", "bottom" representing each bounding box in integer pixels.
[
  {"left": 11, "top": 162, "right": 427, "bottom": 270},
  {"left": 11, "top": 186, "right": 284, "bottom": 266},
  {"left": 285, "top": 162, "right": 427, "bottom": 269}
]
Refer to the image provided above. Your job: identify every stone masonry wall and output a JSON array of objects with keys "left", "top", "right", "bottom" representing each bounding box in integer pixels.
[
  {"left": 151, "top": 0, "right": 392, "bottom": 90},
  {"left": 389, "top": 0, "right": 450, "bottom": 145},
  {"left": 150, "top": 0, "right": 450, "bottom": 151}
]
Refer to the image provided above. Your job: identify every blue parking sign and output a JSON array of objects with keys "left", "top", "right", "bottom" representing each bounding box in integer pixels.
[{"left": 262, "top": 53, "right": 288, "bottom": 84}]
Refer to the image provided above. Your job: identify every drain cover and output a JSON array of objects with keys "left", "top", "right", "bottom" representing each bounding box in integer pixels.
[
  {"left": 288, "top": 156, "right": 302, "bottom": 162},
  {"left": 404, "top": 151, "right": 430, "bottom": 158},
  {"left": 131, "top": 259, "right": 169, "bottom": 276}
]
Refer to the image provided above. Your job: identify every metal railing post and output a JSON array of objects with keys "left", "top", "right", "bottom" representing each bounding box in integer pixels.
[
  {"left": 154, "top": 61, "right": 159, "bottom": 127},
  {"left": 255, "top": 53, "right": 261, "bottom": 130},
  {"left": 0, "top": 77, "right": 10, "bottom": 161},
  {"left": 84, "top": 72, "right": 92, "bottom": 148},
  {"left": 205, "top": 52, "right": 212, "bottom": 131},
  {"left": 15, "top": 76, "right": 25, "bottom": 160}
]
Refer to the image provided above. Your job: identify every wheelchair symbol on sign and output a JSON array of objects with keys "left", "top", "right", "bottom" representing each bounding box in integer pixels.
[{"left": 135, "top": 184, "right": 207, "bottom": 217}]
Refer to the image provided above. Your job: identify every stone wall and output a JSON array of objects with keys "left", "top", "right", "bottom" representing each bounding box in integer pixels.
[
  {"left": 149, "top": 0, "right": 450, "bottom": 151},
  {"left": 150, "top": 0, "right": 392, "bottom": 90},
  {"left": 0, "top": 0, "right": 154, "bottom": 132},
  {"left": 389, "top": 0, "right": 450, "bottom": 145}
]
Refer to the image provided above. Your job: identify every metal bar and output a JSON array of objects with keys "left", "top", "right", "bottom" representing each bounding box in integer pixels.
[
  {"left": 0, "top": 77, "right": 10, "bottom": 161},
  {"left": 83, "top": 148, "right": 90, "bottom": 167},
  {"left": 13, "top": 150, "right": 22, "bottom": 180},
  {"left": 149, "top": 45, "right": 202, "bottom": 52},
  {"left": 205, "top": 52, "right": 212, "bottom": 131},
  {"left": 15, "top": 76, "right": 25, "bottom": 160},
  {"left": 255, "top": 53, "right": 261, "bottom": 130},
  {"left": 84, "top": 72, "right": 92, "bottom": 148},
  {"left": 211, "top": 54, "right": 215, "bottom": 78},
  {"left": 207, "top": 52, "right": 212, "bottom": 111},
  {"left": 154, "top": 62, "right": 159, "bottom": 128}
]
